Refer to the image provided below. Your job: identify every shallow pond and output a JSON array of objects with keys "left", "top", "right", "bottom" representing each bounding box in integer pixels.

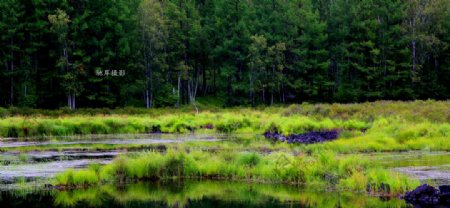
[
  {"left": 0, "top": 180, "right": 410, "bottom": 208},
  {"left": 0, "top": 134, "right": 222, "bottom": 148},
  {"left": 366, "top": 152, "right": 450, "bottom": 186},
  {"left": 0, "top": 134, "right": 448, "bottom": 207},
  {"left": 0, "top": 134, "right": 223, "bottom": 183}
]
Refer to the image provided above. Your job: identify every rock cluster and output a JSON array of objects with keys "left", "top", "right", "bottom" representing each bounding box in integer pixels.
[
  {"left": 403, "top": 184, "right": 450, "bottom": 206},
  {"left": 263, "top": 130, "right": 339, "bottom": 144}
]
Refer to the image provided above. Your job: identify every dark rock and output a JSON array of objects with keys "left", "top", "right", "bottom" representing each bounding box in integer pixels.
[
  {"left": 440, "top": 185, "right": 450, "bottom": 194},
  {"left": 439, "top": 185, "right": 450, "bottom": 205},
  {"left": 440, "top": 193, "right": 450, "bottom": 205},
  {"left": 263, "top": 130, "right": 339, "bottom": 144},
  {"left": 403, "top": 184, "right": 441, "bottom": 206}
]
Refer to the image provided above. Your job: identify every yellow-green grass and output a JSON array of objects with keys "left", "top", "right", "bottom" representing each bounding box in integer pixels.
[
  {"left": 55, "top": 169, "right": 99, "bottom": 187},
  {"left": 0, "top": 113, "right": 369, "bottom": 137},
  {"left": 1, "top": 100, "right": 449, "bottom": 137},
  {"left": 54, "top": 149, "right": 419, "bottom": 196},
  {"left": 1, "top": 100, "right": 449, "bottom": 122},
  {"left": 2, "top": 117, "right": 448, "bottom": 153}
]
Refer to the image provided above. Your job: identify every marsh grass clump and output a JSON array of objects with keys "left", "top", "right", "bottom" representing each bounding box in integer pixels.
[
  {"left": 54, "top": 149, "right": 419, "bottom": 196},
  {"left": 55, "top": 169, "right": 99, "bottom": 188},
  {"left": 215, "top": 114, "right": 251, "bottom": 133},
  {"left": 235, "top": 152, "right": 262, "bottom": 167},
  {"left": 7, "top": 126, "right": 19, "bottom": 137}
]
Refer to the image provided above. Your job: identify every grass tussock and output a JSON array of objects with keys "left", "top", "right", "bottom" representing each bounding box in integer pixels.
[
  {"left": 55, "top": 169, "right": 99, "bottom": 187},
  {"left": 54, "top": 149, "right": 419, "bottom": 195}
]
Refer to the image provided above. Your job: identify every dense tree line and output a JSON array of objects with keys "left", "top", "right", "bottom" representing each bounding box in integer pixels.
[{"left": 0, "top": 0, "right": 449, "bottom": 108}]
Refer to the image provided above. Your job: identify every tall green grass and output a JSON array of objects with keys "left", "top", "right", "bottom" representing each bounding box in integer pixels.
[
  {"left": 54, "top": 149, "right": 419, "bottom": 195},
  {"left": 1, "top": 100, "right": 449, "bottom": 122},
  {"left": 0, "top": 113, "right": 370, "bottom": 137},
  {"left": 55, "top": 169, "right": 99, "bottom": 187},
  {"left": 1, "top": 100, "right": 448, "bottom": 153},
  {"left": 303, "top": 117, "right": 450, "bottom": 153},
  {"left": 0, "top": 111, "right": 422, "bottom": 136},
  {"left": 1, "top": 100, "right": 449, "bottom": 137}
]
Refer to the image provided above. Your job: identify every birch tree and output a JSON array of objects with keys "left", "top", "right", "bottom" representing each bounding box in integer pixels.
[
  {"left": 49, "top": 9, "right": 77, "bottom": 109},
  {"left": 139, "top": 0, "right": 168, "bottom": 108}
]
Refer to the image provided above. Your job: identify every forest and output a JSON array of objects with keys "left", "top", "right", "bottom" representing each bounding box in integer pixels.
[{"left": 1, "top": 0, "right": 450, "bottom": 109}]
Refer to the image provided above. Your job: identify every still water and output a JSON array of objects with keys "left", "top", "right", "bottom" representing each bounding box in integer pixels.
[
  {"left": 0, "top": 134, "right": 448, "bottom": 207},
  {"left": 0, "top": 181, "right": 410, "bottom": 208}
]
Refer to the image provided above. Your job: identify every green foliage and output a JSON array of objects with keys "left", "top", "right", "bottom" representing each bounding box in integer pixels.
[{"left": 1, "top": 0, "right": 449, "bottom": 108}]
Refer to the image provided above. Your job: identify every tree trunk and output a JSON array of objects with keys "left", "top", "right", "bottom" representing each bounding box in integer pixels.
[
  {"left": 176, "top": 73, "right": 181, "bottom": 108},
  {"left": 149, "top": 61, "right": 153, "bottom": 108},
  {"left": 150, "top": 89, "right": 153, "bottom": 108},
  {"left": 262, "top": 88, "right": 265, "bottom": 104},
  {"left": 10, "top": 61, "right": 14, "bottom": 106},
  {"left": 213, "top": 67, "right": 216, "bottom": 94},
  {"left": 10, "top": 38, "right": 14, "bottom": 106},
  {"left": 68, "top": 94, "right": 71, "bottom": 109},
  {"left": 410, "top": 12, "right": 417, "bottom": 81},
  {"left": 3, "top": 61, "right": 7, "bottom": 106},
  {"left": 146, "top": 90, "right": 150, "bottom": 108},
  {"left": 271, "top": 64, "right": 275, "bottom": 105},
  {"left": 249, "top": 69, "right": 254, "bottom": 106},
  {"left": 72, "top": 93, "right": 76, "bottom": 109},
  {"left": 412, "top": 39, "right": 416, "bottom": 73},
  {"left": 271, "top": 92, "right": 274, "bottom": 106},
  {"left": 62, "top": 39, "right": 73, "bottom": 109},
  {"left": 202, "top": 64, "right": 207, "bottom": 96}
]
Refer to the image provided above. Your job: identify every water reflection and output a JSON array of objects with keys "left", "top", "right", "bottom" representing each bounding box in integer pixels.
[
  {"left": 0, "top": 133, "right": 223, "bottom": 148},
  {"left": 0, "top": 180, "right": 410, "bottom": 208}
]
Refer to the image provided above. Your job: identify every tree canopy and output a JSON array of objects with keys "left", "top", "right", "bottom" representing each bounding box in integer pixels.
[{"left": 0, "top": 0, "right": 449, "bottom": 108}]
